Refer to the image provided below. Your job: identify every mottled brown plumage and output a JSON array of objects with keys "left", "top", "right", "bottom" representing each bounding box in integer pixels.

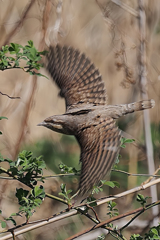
[{"left": 38, "top": 45, "right": 155, "bottom": 195}]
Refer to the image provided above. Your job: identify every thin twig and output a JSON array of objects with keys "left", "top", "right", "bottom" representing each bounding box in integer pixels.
[
  {"left": 85, "top": 204, "right": 101, "bottom": 222},
  {"left": 0, "top": 166, "right": 68, "bottom": 205},
  {"left": 142, "top": 167, "right": 160, "bottom": 184},
  {"left": 112, "top": 168, "right": 160, "bottom": 178},
  {"left": 0, "top": 210, "right": 78, "bottom": 240},
  {"left": 76, "top": 178, "right": 160, "bottom": 208},
  {"left": 0, "top": 173, "right": 159, "bottom": 239},
  {"left": 2, "top": 0, "right": 36, "bottom": 46},
  {"left": 66, "top": 200, "right": 160, "bottom": 240},
  {"left": 0, "top": 91, "right": 20, "bottom": 99},
  {"left": 120, "top": 200, "right": 160, "bottom": 231}
]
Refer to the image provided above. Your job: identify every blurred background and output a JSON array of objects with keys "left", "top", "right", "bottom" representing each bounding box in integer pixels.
[{"left": 0, "top": 0, "right": 160, "bottom": 239}]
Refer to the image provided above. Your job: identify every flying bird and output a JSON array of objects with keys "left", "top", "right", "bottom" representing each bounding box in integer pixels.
[{"left": 38, "top": 45, "right": 155, "bottom": 195}]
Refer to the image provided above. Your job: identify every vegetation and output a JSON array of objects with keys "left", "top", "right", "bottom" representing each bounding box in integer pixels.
[{"left": 0, "top": 0, "right": 160, "bottom": 239}]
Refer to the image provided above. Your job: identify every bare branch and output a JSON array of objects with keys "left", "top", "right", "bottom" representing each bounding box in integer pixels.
[
  {"left": 111, "top": 0, "right": 138, "bottom": 17},
  {"left": 0, "top": 210, "right": 78, "bottom": 240},
  {"left": 45, "top": 0, "right": 63, "bottom": 46},
  {"left": 1, "top": 0, "right": 36, "bottom": 47},
  {"left": 112, "top": 168, "right": 160, "bottom": 178},
  {"left": 77, "top": 178, "right": 160, "bottom": 208},
  {"left": 0, "top": 91, "right": 20, "bottom": 99},
  {"left": 138, "top": 0, "right": 159, "bottom": 225},
  {"left": 66, "top": 200, "right": 160, "bottom": 240},
  {"left": 1, "top": 177, "right": 159, "bottom": 240}
]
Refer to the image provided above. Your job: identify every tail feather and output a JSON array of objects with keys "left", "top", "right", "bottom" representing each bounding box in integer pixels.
[{"left": 121, "top": 99, "right": 155, "bottom": 116}]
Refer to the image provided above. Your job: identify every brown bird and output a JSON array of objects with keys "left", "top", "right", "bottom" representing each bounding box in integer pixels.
[{"left": 38, "top": 45, "right": 155, "bottom": 195}]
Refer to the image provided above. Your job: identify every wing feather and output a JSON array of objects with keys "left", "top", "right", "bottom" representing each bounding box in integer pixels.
[
  {"left": 46, "top": 45, "right": 107, "bottom": 112},
  {"left": 76, "top": 118, "right": 121, "bottom": 195}
]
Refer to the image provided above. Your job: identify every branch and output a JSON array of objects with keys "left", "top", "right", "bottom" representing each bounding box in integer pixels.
[
  {"left": 138, "top": 0, "right": 159, "bottom": 225},
  {"left": 111, "top": 0, "right": 138, "bottom": 17},
  {"left": 0, "top": 166, "right": 68, "bottom": 205},
  {"left": 0, "top": 91, "right": 20, "bottom": 99},
  {"left": 76, "top": 178, "right": 160, "bottom": 208},
  {"left": 45, "top": 0, "right": 63, "bottom": 46},
  {"left": 0, "top": 209, "right": 78, "bottom": 240},
  {"left": 2, "top": 0, "right": 36, "bottom": 47},
  {"left": 112, "top": 168, "right": 160, "bottom": 178},
  {"left": 66, "top": 200, "right": 160, "bottom": 240},
  {"left": 1, "top": 172, "right": 159, "bottom": 239}
]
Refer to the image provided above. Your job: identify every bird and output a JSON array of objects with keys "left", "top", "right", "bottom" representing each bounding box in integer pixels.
[{"left": 38, "top": 45, "right": 155, "bottom": 195}]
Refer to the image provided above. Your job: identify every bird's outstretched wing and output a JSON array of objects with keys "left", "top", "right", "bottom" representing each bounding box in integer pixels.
[
  {"left": 76, "top": 117, "right": 121, "bottom": 195},
  {"left": 46, "top": 45, "right": 107, "bottom": 112}
]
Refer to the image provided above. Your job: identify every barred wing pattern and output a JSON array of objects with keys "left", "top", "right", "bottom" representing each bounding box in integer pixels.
[
  {"left": 46, "top": 45, "right": 107, "bottom": 111},
  {"left": 76, "top": 117, "right": 121, "bottom": 195}
]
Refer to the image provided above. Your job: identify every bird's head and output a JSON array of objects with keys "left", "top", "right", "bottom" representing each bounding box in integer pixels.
[{"left": 37, "top": 115, "right": 73, "bottom": 135}]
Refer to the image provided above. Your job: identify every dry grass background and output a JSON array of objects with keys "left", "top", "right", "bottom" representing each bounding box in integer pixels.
[{"left": 0, "top": 0, "right": 160, "bottom": 239}]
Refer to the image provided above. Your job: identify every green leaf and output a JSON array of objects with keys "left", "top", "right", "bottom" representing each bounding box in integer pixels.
[
  {"left": 124, "top": 139, "right": 135, "bottom": 143},
  {"left": 96, "top": 234, "right": 105, "bottom": 240},
  {"left": 10, "top": 43, "right": 20, "bottom": 54},
  {"left": 151, "top": 228, "right": 158, "bottom": 235},
  {"left": 130, "top": 234, "right": 143, "bottom": 240},
  {"left": 1, "top": 221, "right": 6, "bottom": 228},
  {"left": 112, "top": 181, "right": 120, "bottom": 188},
  {"left": 87, "top": 196, "right": 97, "bottom": 207},
  {"left": 16, "top": 188, "right": 29, "bottom": 204},
  {"left": 2, "top": 59, "right": 8, "bottom": 66},
  {"left": 10, "top": 213, "right": 17, "bottom": 216},
  {"left": 120, "top": 137, "right": 135, "bottom": 148},
  {"left": 66, "top": 189, "right": 72, "bottom": 195},
  {"left": 27, "top": 40, "right": 34, "bottom": 47},
  {"left": 36, "top": 73, "right": 49, "bottom": 79},
  {"left": 8, "top": 46, "right": 15, "bottom": 53},
  {"left": 58, "top": 193, "right": 66, "bottom": 197},
  {"left": 5, "top": 217, "right": 17, "bottom": 226},
  {"left": 103, "top": 181, "right": 116, "bottom": 188},
  {"left": 32, "top": 185, "right": 45, "bottom": 198},
  {"left": 0, "top": 116, "right": 8, "bottom": 120},
  {"left": 137, "top": 194, "right": 145, "bottom": 202},
  {"left": 121, "top": 144, "right": 126, "bottom": 148}
]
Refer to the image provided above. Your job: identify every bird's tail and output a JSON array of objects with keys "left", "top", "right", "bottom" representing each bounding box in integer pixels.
[{"left": 121, "top": 99, "right": 155, "bottom": 116}]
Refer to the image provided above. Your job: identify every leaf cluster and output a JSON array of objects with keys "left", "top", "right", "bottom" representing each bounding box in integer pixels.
[
  {"left": 92, "top": 180, "right": 120, "bottom": 195},
  {"left": 0, "top": 186, "right": 45, "bottom": 228},
  {"left": 107, "top": 201, "right": 119, "bottom": 218},
  {"left": 0, "top": 151, "right": 46, "bottom": 228},
  {"left": 59, "top": 183, "right": 72, "bottom": 205},
  {"left": 120, "top": 137, "right": 135, "bottom": 149},
  {"left": 0, "top": 150, "right": 46, "bottom": 187},
  {"left": 137, "top": 194, "right": 151, "bottom": 207},
  {"left": 0, "top": 40, "right": 47, "bottom": 77},
  {"left": 59, "top": 162, "right": 80, "bottom": 174},
  {"left": 16, "top": 186, "right": 45, "bottom": 220},
  {"left": 130, "top": 224, "right": 160, "bottom": 239}
]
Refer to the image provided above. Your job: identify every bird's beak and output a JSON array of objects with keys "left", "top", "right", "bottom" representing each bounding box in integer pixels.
[{"left": 37, "top": 121, "right": 45, "bottom": 126}]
